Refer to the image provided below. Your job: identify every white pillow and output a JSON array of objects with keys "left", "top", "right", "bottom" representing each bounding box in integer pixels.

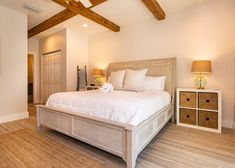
[
  {"left": 123, "top": 69, "right": 148, "bottom": 92},
  {"left": 144, "top": 76, "right": 166, "bottom": 91},
  {"left": 109, "top": 70, "right": 126, "bottom": 90}
]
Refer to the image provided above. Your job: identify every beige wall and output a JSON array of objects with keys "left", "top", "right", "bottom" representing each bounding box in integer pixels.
[
  {"left": 0, "top": 5, "right": 28, "bottom": 123},
  {"left": 88, "top": 0, "right": 235, "bottom": 128},
  {"left": 28, "top": 38, "right": 40, "bottom": 103},
  {"left": 66, "top": 29, "right": 88, "bottom": 91}
]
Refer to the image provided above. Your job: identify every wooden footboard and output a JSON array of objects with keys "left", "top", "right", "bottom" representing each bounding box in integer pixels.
[{"left": 36, "top": 103, "right": 173, "bottom": 168}]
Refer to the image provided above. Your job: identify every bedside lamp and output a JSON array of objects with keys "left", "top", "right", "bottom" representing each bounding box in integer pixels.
[
  {"left": 191, "top": 60, "right": 212, "bottom": 89},
  {"left": 92, "top": 68, "right": 103, "bottom": 86}
]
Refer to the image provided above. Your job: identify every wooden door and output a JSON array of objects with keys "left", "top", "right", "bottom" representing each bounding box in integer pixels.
[{"left": 42, "top": 51, "right": 62, "bottom": 103}]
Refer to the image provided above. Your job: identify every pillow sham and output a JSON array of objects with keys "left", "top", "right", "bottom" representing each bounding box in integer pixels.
[
  {"left": 144, "top": 76, "right": 166, "bottom": 91},
  {"left": 123, "top": 69, "right": 148, "bottom": 92},
  {"left": 109, "top": 70, "right": 126, "bottom": 90}
]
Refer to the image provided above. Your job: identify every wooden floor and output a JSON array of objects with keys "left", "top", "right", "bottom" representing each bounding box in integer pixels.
[{"left": 0, "top": 104, "right": 234, "bottom": 168}]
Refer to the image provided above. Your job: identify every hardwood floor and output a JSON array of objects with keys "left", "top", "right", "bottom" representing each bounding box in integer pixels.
[{"left": 0, "top": 104, "right": 234, "bottom": 168}]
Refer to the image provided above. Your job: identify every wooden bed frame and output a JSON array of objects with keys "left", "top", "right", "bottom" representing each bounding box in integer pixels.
[{"left": 36, "top": 57, "right": 176, "bottom": 168}]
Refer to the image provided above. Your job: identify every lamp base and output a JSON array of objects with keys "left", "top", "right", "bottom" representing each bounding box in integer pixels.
[
  {"left": 95, "top": 77, "right": 102, "bottom": 86},
  {"left": 195, "top": 74, "right": 207, "bottom": 89}
]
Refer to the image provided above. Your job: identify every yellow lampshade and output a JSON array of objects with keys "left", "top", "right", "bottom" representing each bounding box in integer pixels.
[
  {"left": 191, "top": 60, "right": 212, "bottom": 73},
  {"left": 92, "top": 68, "right": 103, "bottom": 77}
]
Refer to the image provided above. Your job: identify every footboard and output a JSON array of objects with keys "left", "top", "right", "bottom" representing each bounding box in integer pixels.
[{"left": 37, "top": 104, "right": 173, "bottom": 168}]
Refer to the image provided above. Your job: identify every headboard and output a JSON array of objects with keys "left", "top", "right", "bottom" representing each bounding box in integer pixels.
[{"left": 107, "top": 57, "right": 176, "bottom": 99}]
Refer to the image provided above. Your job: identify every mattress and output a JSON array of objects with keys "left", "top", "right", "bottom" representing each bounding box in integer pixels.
[{"left": 46, "top": 90, "right": 171, "bottom": 126}]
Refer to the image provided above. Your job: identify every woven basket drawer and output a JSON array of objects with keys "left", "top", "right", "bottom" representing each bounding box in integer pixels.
[
  {"left": 198, "top": 93, "right": 218, "bottom": 110},
  {"left": 180, "top": 91, "right": 196, "bottom": 108},
  {"left": 198, "top": 110, "right": 218, "bottom": 129},
  {"left": 179, "top": 108, "right": 196, "bottom": 125}
]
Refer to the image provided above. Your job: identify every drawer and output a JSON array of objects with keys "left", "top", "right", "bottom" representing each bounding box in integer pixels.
[
  {"left": 198, "top": 110, "right": 218, "bottom": 129},
  {"left": 198, "top": 93, "right": 218, "bottom": 110},
  {"left": 180, "top": 91, "right": 196, "bottom": 108},
  {"left": 179, "top": 108, "right": 196, "bottom": 125}
]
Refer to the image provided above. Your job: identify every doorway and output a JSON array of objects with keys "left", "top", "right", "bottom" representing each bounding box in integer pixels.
[{"left": 28, "top": 54, "right": 34, "bottom": 104}]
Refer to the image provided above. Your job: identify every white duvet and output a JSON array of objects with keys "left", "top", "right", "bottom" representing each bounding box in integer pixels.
[{"left": 46, "top": 90, "right": 171, "bottom": 126}]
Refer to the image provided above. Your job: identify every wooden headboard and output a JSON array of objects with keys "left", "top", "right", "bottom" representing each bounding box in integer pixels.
[{"left": 107, "top": 57, "right": 176, "bottom": 99}]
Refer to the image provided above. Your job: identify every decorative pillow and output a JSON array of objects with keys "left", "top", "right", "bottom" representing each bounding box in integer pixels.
[
  {"left": 144, "top": 76, "right": 166, "bottom": 91},
  {"left": 109, "top": 70, "right": 126, "bottom": 90},
  {"left": 123, "top": 69, "right": 148, "bottom": 92}
]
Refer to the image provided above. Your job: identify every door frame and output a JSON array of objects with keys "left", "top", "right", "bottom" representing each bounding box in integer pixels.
[{"left": 28, "top": 52, "right": 37, "bottom": 104}]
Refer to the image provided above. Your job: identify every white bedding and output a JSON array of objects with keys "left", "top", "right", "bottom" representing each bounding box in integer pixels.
[{"left": 46, "top": 90, "right": 171, "bottom": 126}]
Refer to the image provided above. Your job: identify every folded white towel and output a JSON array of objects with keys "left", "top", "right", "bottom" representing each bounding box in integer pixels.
[{"left": 99, "top": 83, "right": 114, "bottom": 93}]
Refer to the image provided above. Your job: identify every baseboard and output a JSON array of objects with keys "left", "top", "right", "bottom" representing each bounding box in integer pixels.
[
  {"left": 0, "top": 112, "right": 29, "bottom": 124},
  {"left": 222, "top": 120, "right": 234, "bottom": 129},
  {"left": 233, "top": 122, "right": 235, "bottom": 130}
]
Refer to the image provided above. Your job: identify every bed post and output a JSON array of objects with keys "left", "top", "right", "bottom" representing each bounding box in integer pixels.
[
  {"left": 126, "top": 130, "right": 137, "bottom": 168},
  {"left": 36, "top": 106, "right": 42, "bottom": 132}
]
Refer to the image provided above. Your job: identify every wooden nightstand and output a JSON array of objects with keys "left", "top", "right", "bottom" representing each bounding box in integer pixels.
[
  {"left": 85, "top": 86, "right": 99, "bottom": 90},
  {"left": 177, "top": 88, "right": 222, "bottom": 133}
]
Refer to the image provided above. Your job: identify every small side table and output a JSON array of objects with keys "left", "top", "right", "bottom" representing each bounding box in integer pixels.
[{"left": 176, "top": 88, "right": 222, "bottom": 133}]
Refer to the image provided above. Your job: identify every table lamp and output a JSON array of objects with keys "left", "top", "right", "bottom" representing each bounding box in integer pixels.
[
  {"left": 92, "top": 68, "right": 103, "bottom": 86},
  {"left": 191, "top": 60, "right": 212, "bottom": 89}
]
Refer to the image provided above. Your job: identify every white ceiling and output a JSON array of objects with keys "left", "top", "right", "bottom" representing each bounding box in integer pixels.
[{"left": 0, "top": 0, "right": 209, "bottom": 39}]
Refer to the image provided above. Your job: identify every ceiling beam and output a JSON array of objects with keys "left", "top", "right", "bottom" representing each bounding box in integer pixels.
[
  {"left": 28, "top": 9, "right": 76, "bottom": 38},
  {"left": 53, "top": 0, "right": 120, "bottom": 32},
  {"left": 141, "top": 0, "right": 165, "bottom": 20},
  {"left": 28, "top": 0, "right": 112, "bottom": 38},
  {"left": 89, "top": 0, "right": 107, "bottom": 8}
]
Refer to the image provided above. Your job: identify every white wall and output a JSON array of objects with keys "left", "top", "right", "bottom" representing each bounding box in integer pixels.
[
  {"left": 28, "top": 38, "right": 40, "bottom": 104},
  {"left": 88, "top": 0, "right": 235, "bottom": 128},
  {"left": 0, "top": 5, "right": 28, "bottom": 123},
  {"left": 66, "top": 29, "right": 88, "bottom": 91}
]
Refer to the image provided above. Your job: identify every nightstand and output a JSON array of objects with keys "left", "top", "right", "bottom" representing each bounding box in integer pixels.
[
  {"left": 176, "top": 88, "right": 222, "bottom": 133},
  {"left": 85, "top": 86, "right": 99, "bottom": 90}
]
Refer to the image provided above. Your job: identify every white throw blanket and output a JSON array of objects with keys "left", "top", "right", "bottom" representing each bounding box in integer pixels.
[
  {"left": 46, "top": 90, "right": 171, "bottom": 126},
  {"left": 99, "top": 83, "right": 114, "bottom": 93}
]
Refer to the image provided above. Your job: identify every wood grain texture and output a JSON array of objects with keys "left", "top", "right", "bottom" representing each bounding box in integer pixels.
[
  {"left": 89, "top": 0, "right": 107, "bottom": 8},
  {"left": 53, "top": 0, "right": 120, "bottom": 32},
  {"left": 0, "top": 104, "right": 234, "bottom": 168},
  {"left": 28, "top": 0, "right": 111, "bottom": 38},
  {"left": 141, "top": 0, "right": 165, "bottom": 20}
]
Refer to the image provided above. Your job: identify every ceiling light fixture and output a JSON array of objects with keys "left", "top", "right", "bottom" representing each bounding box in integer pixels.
[
  {"left": 65, "top": 0, "right": 70, "bottom": 4},
  {"left": 23, "top": 3, "right": 42, "bottom": 13},
  {"left": 82, "top": 23, "right": 88, "bottom": 27}
]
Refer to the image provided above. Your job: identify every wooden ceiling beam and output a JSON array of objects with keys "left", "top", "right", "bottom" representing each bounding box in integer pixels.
[
  {"left": 89, "top": 0, "right": 107, "bottom": 8},
  {"left": 28, "top": 9, "right": 76, "bottom": 38},
  {"left": 141, "top": 0, "right": 165, "bottom": 20},
  {"left": 53, "top": 0, "right": 120, "bottom": 32},
  {"left": 28, "top": 0, "right": 112, "bottom": 38}
]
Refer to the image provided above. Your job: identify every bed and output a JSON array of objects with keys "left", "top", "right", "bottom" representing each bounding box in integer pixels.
[{"left": 36, "top": 57, "right": 176, "bottom": 168}]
